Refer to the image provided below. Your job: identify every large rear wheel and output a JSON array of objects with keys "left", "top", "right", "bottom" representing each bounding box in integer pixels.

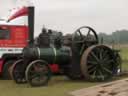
[{"left": 81, "top": 45, "right": 117, "bottom": 81}]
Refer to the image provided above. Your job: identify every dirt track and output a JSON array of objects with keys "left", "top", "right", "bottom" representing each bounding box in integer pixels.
[{"left": 70, "top": 78, "right": 128, "bottom": 96}]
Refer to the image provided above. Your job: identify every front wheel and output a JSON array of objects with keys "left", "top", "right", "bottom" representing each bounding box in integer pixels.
[
  {"left": 25, "top": 60, "right": 52, "bottom": 87},
  {"left": 10, "top": 59, "right": 27, "bottom": 84}
]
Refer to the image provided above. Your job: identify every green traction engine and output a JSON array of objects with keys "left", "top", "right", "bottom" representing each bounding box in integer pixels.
[{"left": 10, "top": 26, "right": 121, "bottom": 87}]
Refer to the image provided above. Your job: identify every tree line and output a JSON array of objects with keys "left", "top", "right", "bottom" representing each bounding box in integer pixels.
[{"left": 98, "top": 29, "right": 128, "bottom": 44}]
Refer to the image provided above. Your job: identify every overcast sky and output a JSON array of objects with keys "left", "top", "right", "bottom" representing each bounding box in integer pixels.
[{"left": 0, "top": 0, "right": 128, "bottom": 36}]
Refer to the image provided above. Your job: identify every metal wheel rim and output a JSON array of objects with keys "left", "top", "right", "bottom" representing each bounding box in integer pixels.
[
  {"left": 81, "top": 45, "right": 116, "bottom": 81},
  {"left": 25, "top": 60, "right": 51, "bottom": 87},
  {"left": 72, "top": 26, "right": 98, "bottom": 44},
  {"left": 10, "top": 59, "right": 27, "bottom": 83}
]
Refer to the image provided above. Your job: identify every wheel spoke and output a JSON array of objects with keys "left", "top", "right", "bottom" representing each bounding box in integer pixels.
[
  {"left": 30, "top": 73, "right": 39, "bottom": 79},
  {"left": 88, "top": 64, "right": 96, "bottom": 69},
  {"left": 102, "top": 50, "right": 108, "bottom": 59},
  {"left": 87, "top": 29, "right": 91, "bottom": 38},
  {"left": 32, "top": 76, "right": 40, "bottom": 81},
  {"left": 87, "top": 60, "right": 98, "bottom": 65},
  {"left": 104, "top": 59, "right": 114, "bottom": 64},
  {"left": 40, "top": 76, "right": 47, "bottom": 81},
  {"left": 39, "top": 71, "right": 49, "bottom": 76},
  {"left": 98, "top": 70, "right": 105, "bottom": 80},
  {"left": 91, "top": 70, "right": 97, "bottom": 79},
  {"left": 99, "top": 48, "right": 104, "bottom": 60},
  {"left": 103, "top": 67, "right": 112, "bottom": 74},
  {"left": 77, "top": 30, "right": 84, "bottom": 40},
  {"left": 90, "top": 51, "right": 99, "bottom": 62},
  {"left": 88, "top": 66, "right": 97, "bottom": 73},
  {"left": 103, "top": 55, "right": 110, "bottom": 62},
  {"left": 87, "top": 29, "right": 91, "bottom": 35}
]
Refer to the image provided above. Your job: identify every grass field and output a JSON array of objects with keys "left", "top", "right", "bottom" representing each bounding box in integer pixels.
[
  {"left": 0, "top": 46, "right": 128, "bottom": 96},
  {"left": 0, "top": 77, "right": 99, "bottom": 96},
  {"left": 120, "top": 47, "right": 128, "bottom": 70}
]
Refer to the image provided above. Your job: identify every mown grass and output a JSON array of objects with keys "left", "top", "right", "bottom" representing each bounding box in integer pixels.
[
  {"left": 120, "top": 47, "right": 128, "bottom": 70},
  {"left": 0, "top": 46, "right": 128, "bottom": 96},
  {"left": 0, "top": 77, "right": 99, "bottom": 96}
]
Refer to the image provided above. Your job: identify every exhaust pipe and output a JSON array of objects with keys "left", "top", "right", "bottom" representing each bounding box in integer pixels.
[{"left": 28, "top": 6, "right": 34, "bottom": 46}]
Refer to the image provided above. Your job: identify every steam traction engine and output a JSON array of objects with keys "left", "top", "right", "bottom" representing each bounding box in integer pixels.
[
  {"left": 10, "top": 26, "right": 120, "bottom": 87},
  {"left": 9, "top": 6, "right": 121, "bottom": 87}
]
